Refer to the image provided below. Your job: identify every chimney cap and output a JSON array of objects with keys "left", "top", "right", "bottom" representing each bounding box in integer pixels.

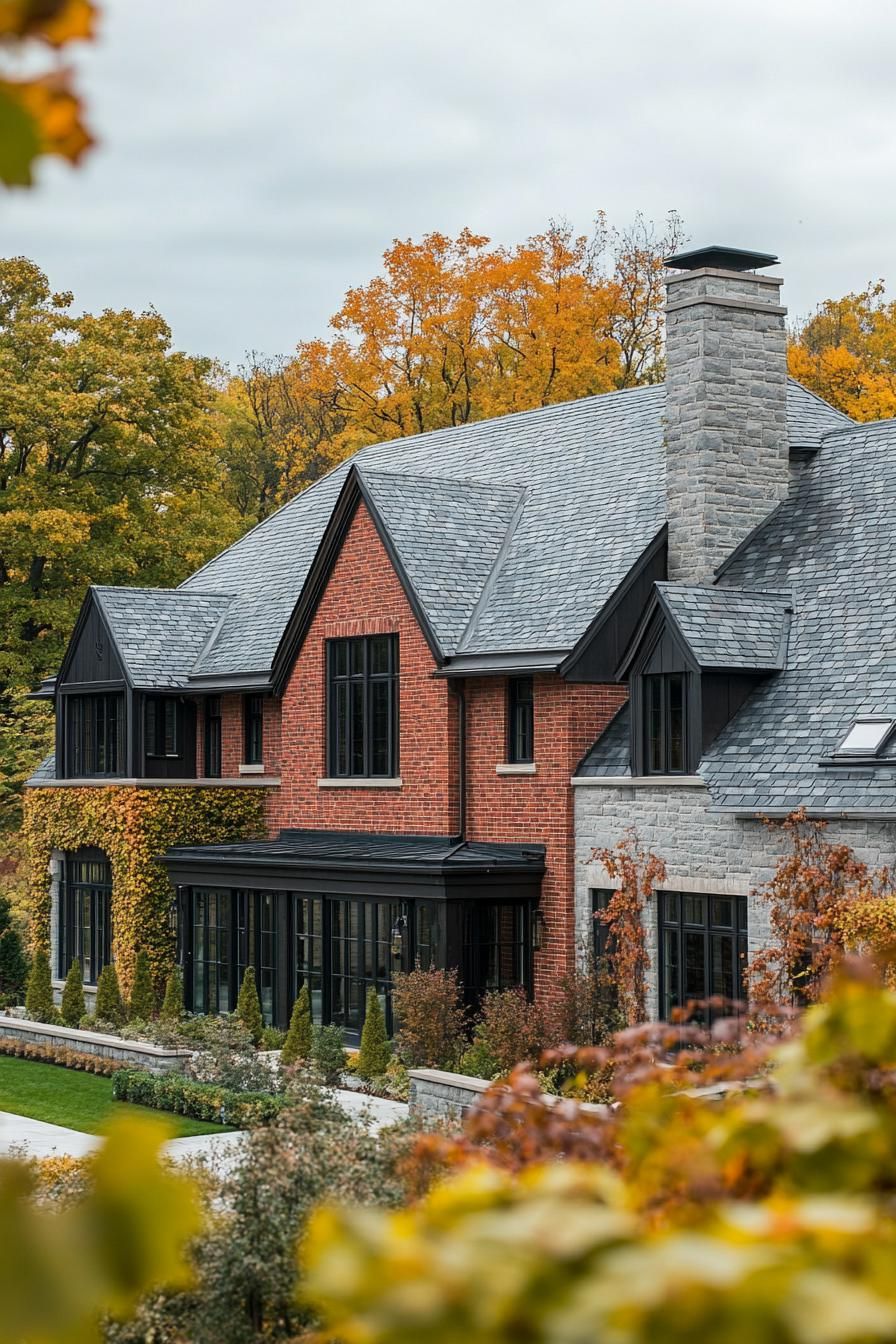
[{"left": 663, "top": 244, "right": 779, "bottom": 272}]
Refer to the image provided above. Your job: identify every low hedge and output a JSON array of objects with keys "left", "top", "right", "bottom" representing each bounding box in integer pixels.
[
  {"left": 0, "top": 1036, "right": 121, "bottom": 1077},
  {"left": 111, "top": 1068, "right": 284, "bottom": 1127}
]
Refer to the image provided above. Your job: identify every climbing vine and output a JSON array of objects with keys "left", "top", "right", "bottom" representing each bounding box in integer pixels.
[
  {"left": 22, "top": 787, "right": 266, "bottom": 996},
  {"left": 745, "top": 809, "right": 892, "bottom": 1006},
  {"left": 592, "top": 830, "right": 666, "bottom": 1026}
]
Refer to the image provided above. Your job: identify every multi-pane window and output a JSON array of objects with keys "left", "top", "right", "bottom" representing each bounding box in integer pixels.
[
  {"left": 243, "top": 695, "right": 264, "bottom": 765},
  {"left": 66, "top": 694, "right": 123, "bottom": 777},
  {"left": 192, "top": 888, "right": 232, "bottom": 1015},
  {"left": 59, "top": 850, "right": 112, "bottom": 984},
  {"left": 507, "top": 676, "right": 534, "bottom": 763},
  {"left": 145, "top": 697, "right": 179, "bottom": 758},
  {"left": 330, "top": 898, "right": 401, "bottom": 1033},
  {"left": 293, "top": 896, "right": 323, "bottom": 1024},
  {"left": 327, "top": 635, "right": 398, "bottom": 778},
  {"left": 465, "top": 902, "right": 529, "bottom": 997},
  {"left": 204, "top": 697, "right": 222, "bottom": 777},
  {"left": 659, "top": 891, "right": 748, "bottom": 1022},
  {"left": 644, "top": 672, "right": 687, "bottom": 774}
]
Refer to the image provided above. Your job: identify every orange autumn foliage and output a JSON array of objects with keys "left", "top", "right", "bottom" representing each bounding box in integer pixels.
[
  {"left": 788, "top": 281, "right": 896, "bottom": 421},
  {"left": 592, "top": 830, "right": 666, "bottom": 1026},
  {"left": 218, "top": 213, "right": 685, "bottom": 521}
]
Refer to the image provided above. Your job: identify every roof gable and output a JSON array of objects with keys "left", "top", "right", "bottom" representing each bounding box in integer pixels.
[{"left": 91, "top": 587, "right": 232, "bottom": 688}]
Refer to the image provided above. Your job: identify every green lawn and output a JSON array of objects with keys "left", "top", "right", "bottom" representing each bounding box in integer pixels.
[{"left": 0, "top": 1057, "right": 232, "bottom": 1138}]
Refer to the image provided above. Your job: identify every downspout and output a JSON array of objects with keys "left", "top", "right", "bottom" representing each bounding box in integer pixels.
[{"left": 452, "top": 682, "right": 466, "bottom": 841}]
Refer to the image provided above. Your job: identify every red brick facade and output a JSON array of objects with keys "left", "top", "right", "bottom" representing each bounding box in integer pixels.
[{"left": 193, "top": 500, "right": 625, "bottom": 1000}]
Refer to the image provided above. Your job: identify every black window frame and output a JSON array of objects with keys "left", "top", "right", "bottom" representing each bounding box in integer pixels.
[
  {"left": 65, "top": 693, "right": 124, "bottom": 778},
  {"left": 145, "top": 695, "right": 180, "bottom": 759},
  {"left": 507, "top": 675, "right": 534, "bottom": 764},
  {"left": 58, "top": 849, "right": 112, "bottom": 985},
  {"left": 658, "top": 890, "right": 748, "bottom": 1023},
  {"left": 327, "top": 634, "right": 399, "bottom": 779},
  {"left": 643, "top": 671, "right": 688, "bottom": 775},
  {"left": 204, "top": 696, "right": 222, "bottom": 778},
  {"left": 243, "top": 694, "right": 264, "bottom": 766}
]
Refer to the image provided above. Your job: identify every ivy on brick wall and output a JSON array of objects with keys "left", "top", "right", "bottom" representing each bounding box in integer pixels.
[{"left": 22, "top": 787, "right": 266, "bottom": 996}]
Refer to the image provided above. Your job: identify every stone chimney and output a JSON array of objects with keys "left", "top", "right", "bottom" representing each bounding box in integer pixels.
[{"left": 663, "top": 245, "right": 788, "bottom": 583}]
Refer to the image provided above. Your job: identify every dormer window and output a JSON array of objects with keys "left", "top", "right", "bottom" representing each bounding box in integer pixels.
[
  {"left": 835, "top": 718, "right": 895, "bottom": 756},
  {"left": 644, "top": 672, "right": 687, "bottom": 774}
]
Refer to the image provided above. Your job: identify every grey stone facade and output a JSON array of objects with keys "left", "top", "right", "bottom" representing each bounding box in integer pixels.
[
  {"left": 573, "top": 778, "right": 896, "bottom": 1017},
  {"left": 664, "top": 267, "right": 789, "bottom": 582}
]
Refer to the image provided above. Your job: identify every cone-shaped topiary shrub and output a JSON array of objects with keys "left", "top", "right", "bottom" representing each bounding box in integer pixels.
[
  {"left": 60, "top": 959, "right": 86, "bottom": 1027},
  {"left": 0, "top": 893, "right": 27, "bottom": 1008},
  {"left": 160, "top": 965, "right": 184, "bottom": 1022},
  {"left": 95, "top": 963, "right": 126, "bottom": 1027},
  {"left": 129, "top": 950, "right": 156, "bottom": 1021},
  {"left": 357, "top": 986, "right": 391, "bottom": 1079},
  {"left": 281, "top": 984, "right": 313, "bottom": 1066},
  {"left": 24, "top": 949, "right": 56, "bottom": 1023},
  {"left": 236, "top": 965, "right": 264, "bottom": 1045}
]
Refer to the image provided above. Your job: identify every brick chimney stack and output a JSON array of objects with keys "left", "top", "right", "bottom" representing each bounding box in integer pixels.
[{"left": 663, "top": 245, "right": 789, "bottom": 583}]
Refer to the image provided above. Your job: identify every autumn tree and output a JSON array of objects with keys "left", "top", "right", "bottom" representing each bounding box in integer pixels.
[
  {"left": 788, "top": 281, "right": 896, "bottom": 421},
  {"left": 218, "top": 213, "right": 685, "bottom": 521},
  {"left": 0, "top": 257, "right": 242, "bottom": 831}
]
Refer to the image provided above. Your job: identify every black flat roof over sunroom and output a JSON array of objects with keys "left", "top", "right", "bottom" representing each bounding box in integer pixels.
[{"left": 159, "top": 829, "right": 546, "bottom": 901}]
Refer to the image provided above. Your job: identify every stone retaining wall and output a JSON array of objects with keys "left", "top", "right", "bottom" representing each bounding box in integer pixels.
[
  {"left": 0, "top": 1016, "right": 192, "bottom": 1075},
  {"left": 408, "top": 1067, "right": 611, "bottom": 1125}
]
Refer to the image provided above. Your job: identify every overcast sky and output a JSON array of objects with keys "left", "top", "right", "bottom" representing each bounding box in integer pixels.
[{"left": 3, "top": 0, "right": 895, "bottom": 366}]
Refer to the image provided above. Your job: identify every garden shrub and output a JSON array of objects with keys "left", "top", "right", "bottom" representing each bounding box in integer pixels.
[
  {"left": 0, "top": 890, "right": 27, "bottom": 1007},
  {"left": 24, "top": 948, "right": 57, "bottom": 1023},
  {"left": 548, "top": 947, "right": 626, "bottom": 1047},
  {"left": 391, "top": 965, "right": 466, "bottom": 1068},
  {"left": 129, "top": 950, "right": 156, "bottom": 1021},
  {"left": 459, "top": 987, "right": 546, "bottom": 1078},
  {"left": 313, "top": 1024, "right": 347, "bottom": 1084},
  {"left": 160, "top": 966, "right": 184, "bottom": 1021},
  {"left": 171, "top": 1074, "right": 416, "bottom": 1344},
  {"left": 357, "top": 987, "right": 391, "bottom": 1079},
  {"left": 185, "top": 1016, "right": 277, "bottom": 1094},
  {"left": 281, "top": 985, "right": 313, "bottom": 1066},
  {"left": 59, "top": 959, "right": 85, "bottom": 1028},
  {"left": 95, "top": 963, "right": 126, "bottom": 1027},
  {"left": 111, "top": 1068, "right": 284, "bottom": 1127},
  {"left": 236, "top": 966, "right": 264, "bottom": 1045},
  {"left": 260, "top": 1026, "right": 285, "bottom": 1051}
]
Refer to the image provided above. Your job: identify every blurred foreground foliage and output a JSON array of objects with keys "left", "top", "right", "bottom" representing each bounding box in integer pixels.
[
  {"left": 0, "top": 1115, "right": 199, "bottom": 1343},
  {"left": 304, "top": 962, "right": 896, "bottom": 1344}
]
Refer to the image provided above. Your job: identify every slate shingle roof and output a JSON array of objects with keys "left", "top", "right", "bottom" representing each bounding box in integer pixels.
[
  {"left": 701, "top": 418, "right": 896, "bottom": 813},
  {"left": 172, "top": 377, "right": 840, "bottom": 678},
  {"left": 92, "top": 587, "right": 233, "bottom": 688},
  {"left": 358, "top": 469, "right": 525, "bottom": 656},
  {"left": 655, "top": 584, "right": 792, "bottom": 672},
  {"left": 580, "top": 414, "right": 896, "bottom": 812}
]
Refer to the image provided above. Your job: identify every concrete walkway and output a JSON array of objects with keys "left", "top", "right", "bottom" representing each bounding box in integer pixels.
[{"left": 0, "top": 1087, "right": 408, "bottom": 1164}]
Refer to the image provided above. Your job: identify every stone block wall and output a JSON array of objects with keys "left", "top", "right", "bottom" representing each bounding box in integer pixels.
[
  {"left": 0, "top": 1016, "right": 192, "bottom": 1075},
  {"left": 574, "top": 778, "right": 896, "bottom": 1016},
  {"left": 665, "top": 266, "right": 789, "bottom": 583}
]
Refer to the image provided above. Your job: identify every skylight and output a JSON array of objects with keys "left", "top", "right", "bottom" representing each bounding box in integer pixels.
[{"left": 835, "top": 718, "right": 895, "bottom": 756}]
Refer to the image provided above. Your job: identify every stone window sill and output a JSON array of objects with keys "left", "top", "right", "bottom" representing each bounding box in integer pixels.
[
  {"left": 238, "top": 763, "right": 265, "bottom": 775},
  {"left": 317, "top": 777, "right": 403, "bottom": 789},
  {"left": 495, "top": 763, "right": 537, "bottom": 776}
]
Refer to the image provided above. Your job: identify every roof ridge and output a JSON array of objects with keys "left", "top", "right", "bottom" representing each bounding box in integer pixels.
[
  {"left": 93, "top": 584, "right": 235, "bottom": 598},
  {"left": 357, "top": 464, "right": 525, "bottom": 494}
]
